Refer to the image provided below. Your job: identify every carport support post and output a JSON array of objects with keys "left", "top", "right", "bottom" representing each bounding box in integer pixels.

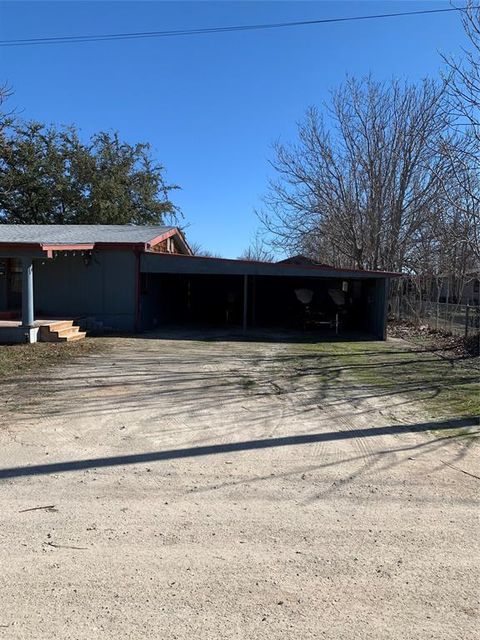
[
  {"left": 21, "top": 257, "right": 34, "bottom": 327},
  {"left": 243, "top": 274, "right": 248, "bottom": 333},
  {"left": 378, "top": 278, "right": 389, "bottom": 340},
  {"left": 252, "top": 276, "right": 256, "bottom": 327}
]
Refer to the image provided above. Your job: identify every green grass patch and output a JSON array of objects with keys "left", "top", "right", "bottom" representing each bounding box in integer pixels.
[{"left": 298, "top": 339, "right": 480, "bottom": 421}]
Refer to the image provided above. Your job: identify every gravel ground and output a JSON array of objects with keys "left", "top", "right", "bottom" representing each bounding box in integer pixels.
[{"left": 0, "top": 331, "right": 478, "bottom": 639}]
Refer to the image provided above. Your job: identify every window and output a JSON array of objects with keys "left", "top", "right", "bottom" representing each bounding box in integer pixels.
[{"left": 8, "top": 259, "right": 22, "bottom": 294}]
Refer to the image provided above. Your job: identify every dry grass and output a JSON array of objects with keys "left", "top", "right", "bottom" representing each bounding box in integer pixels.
[{"left": 0, "top": 338, "right": 108, "bottom": 379}]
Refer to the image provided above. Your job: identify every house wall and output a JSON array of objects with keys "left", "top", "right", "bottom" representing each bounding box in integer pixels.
[
  {"left": 0, "top": 258, "right": 23, "bottom": 313},
  {"left": 0, "top": 260, "right": 7, "bottom": 311},
  {"left": 33, "top": 249, "right": 138, "bottom": 331}
]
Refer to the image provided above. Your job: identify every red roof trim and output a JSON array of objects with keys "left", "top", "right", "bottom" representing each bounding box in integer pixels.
[
  {"left": 0, "top": 238, "right": 190, "bottom": 256},
  {"left": 93, "top": 242, "right": 146, "bottom": 250},
  {"left": 147, "top": 227, "right": 192, "bottom": 255},
  {"left": 44, "top": 242, "right": 147, "bottom": 252},
  {"left": 147, "top": 228, "right": 177, "bottom": 247},
  {"left": 41, "top": 243, "right": 95, "bottom": 252},
  {"left": 0, "top": 242, "right": 45, "bottom": 251}
]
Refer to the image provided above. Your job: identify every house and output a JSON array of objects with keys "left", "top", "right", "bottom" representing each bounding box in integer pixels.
[
  {"left": 437, "top": 270, "right": 480, "bottom": 306},
  {"left": 400, "top": 270, "right": 480, "bottom": 306},
  {"left": 0, "top": 225, "right": 397, "bottom": 343}
]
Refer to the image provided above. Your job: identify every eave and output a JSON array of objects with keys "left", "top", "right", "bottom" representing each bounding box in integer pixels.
[{"left": 146, "top": 227, "right": 192, "bottom": 255}]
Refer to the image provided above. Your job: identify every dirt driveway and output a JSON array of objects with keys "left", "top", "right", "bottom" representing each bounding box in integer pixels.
[{"left": 0, "top": 332, "right": 478, "bottom": 639}]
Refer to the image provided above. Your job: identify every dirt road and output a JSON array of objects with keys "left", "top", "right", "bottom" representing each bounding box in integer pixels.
[{"left": 0, "top": 333, "right": 478, "bottom": 639}]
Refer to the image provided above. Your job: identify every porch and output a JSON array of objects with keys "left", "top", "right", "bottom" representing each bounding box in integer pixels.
[
  {"left": 0, "top": 318, "right": 86, "bottom": 344},
  {"left": 0, "top": 250, "right": 87, "bottom": 344}
]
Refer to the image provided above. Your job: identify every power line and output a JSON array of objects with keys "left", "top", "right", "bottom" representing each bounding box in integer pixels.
[{"left": 0, "top": 5, "right": 473, "bottom": 48}]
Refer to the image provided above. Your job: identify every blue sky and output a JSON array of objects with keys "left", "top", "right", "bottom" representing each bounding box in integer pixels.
[{"left": 0, "top": 1, "right": 467, "bottom": 257}]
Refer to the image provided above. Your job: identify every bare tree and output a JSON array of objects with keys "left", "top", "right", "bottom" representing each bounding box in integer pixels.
[
  {"left": 189, "top": 241, "right": 222, "bottom": 258},
  {"left": 259, "top": 76, "right": 450, "bottom": 272},
  {"left": 0, "top": 83, "right": 14, "bottom": 132},
  {"left": 442, "top": 1, "right": 480, "bottom": 262},
  {"left": 238, "top": 232, "right": 273, "bottom": 262},
  {"left": 444, "top": 2, "right": 480, "bottom": 128}
]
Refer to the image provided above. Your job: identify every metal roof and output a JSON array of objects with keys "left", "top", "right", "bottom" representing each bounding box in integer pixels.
[
  {"left": 141, "top": 252, "right": 400, "bottom": 279},
  {"left": 0, "top": 224, "right": 175, "bottom": 245},
  {"left": 277, "top": 255, "right": 331, "bottom": 267}
]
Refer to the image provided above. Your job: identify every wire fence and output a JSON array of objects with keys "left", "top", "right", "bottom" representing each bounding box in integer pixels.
[{"left": 392, "top": 297, "right": 480, "bottom": 337}]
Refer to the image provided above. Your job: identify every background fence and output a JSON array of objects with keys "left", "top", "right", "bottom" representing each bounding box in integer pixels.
[{"left": 392, "top": 297, "right": 480, "bottom": 337}]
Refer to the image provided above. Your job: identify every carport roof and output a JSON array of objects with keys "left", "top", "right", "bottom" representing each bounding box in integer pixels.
[{"left": 141, "top": 252, "right": 401, "bottom": 279}]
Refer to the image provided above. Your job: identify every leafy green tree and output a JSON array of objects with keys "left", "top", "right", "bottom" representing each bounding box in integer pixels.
[{"left": 0, "top": 122, "right": 179, "bottom": 225}]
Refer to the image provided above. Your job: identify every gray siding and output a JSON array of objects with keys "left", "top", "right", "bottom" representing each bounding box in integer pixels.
[
  {"left": 0, "top": 264, "right": 6, "bottom": 311},
  {"left": 34, "top": 250, "right": 137, "bottom": 331}
]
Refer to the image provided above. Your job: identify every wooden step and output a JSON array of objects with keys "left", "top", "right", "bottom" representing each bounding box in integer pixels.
[
  {"left": 55, "top": 326, "right": 82, "bottom": 339},
  {"left": 38, "top": 321, "right": 86, "bottom": 343},
  {"left": 50, "top": 331, "right": 87, "bottom": 343},
  {"left": 60, "top": 331, "right": 87, "bottom": 342},
  {"left": 42, "top": 320, "right": 74, "bottom": 332}
]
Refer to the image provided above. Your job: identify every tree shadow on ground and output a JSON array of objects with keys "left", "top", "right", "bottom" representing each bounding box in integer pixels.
[
  {"left": 1, "top": 337, "right": 478, "bottom": 437},
  {"left": 0, "top": 416, "right": 477, "bottom": 480}
]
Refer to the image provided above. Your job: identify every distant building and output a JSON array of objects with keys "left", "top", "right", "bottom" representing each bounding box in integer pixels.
[{"left": 437, "top": 270, "right": 480, "bottom": 306}]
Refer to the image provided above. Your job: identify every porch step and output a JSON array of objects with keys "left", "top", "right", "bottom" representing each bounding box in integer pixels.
[
  {"left": 39, "top": 320, "right": 86, "bottom": 343},
  {"left": 43, "top": 320, "right": 75, "bottom": 332}
]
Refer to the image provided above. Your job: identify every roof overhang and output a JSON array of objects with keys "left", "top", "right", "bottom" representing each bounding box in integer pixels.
[
  {"left": 0, "top": 243, "right": 53, "bottom": 259},
  {"left": 41, "top": 244, "right": 95, "bottom": 258},
  {"left": 0, "top": 227, "right": 192, "bottom": 259},
  {"left": 0, "top": 243, "right": 142, "bottom": 259}
]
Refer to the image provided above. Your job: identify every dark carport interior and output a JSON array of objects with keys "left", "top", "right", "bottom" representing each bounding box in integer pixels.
[{"left": 139, "top": 255, "right": 392, "bottom": 339}]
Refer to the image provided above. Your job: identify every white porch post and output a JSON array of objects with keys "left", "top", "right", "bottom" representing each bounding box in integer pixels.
[{"left": 21, "top": 257, "right": 34, "bottom": 327}]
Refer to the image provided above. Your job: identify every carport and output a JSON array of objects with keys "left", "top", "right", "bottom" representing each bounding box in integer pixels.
[{"left": 140, "top": 254, "right": 396, "bottom": 339}]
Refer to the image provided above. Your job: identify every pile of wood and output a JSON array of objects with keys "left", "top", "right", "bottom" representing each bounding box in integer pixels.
[{"left": 388, "top": 320, "right": 479, "bottom": 360}]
